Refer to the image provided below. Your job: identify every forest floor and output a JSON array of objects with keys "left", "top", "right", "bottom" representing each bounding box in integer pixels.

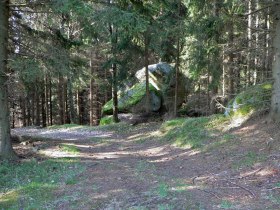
[{"left": 1, "top": 114, "right": 280, "bottom": 209}]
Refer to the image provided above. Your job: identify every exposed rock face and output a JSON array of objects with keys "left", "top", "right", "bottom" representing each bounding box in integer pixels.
[
  {"left": 102, "top": 62, "right": 188, "bottom": 115},
  {"left": 102, "top": 82, "right": 161, "bottom": 115},
  {"left": 135, "top": 62, "right": 173, "bottom": 91},
  {"left": 136, "top": 62, "right": 187, "bottom": 112}
]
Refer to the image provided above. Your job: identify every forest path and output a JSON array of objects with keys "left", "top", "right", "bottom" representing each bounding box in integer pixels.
[{"left": 12, "top": 120, "right": 280, "bottom": 209}]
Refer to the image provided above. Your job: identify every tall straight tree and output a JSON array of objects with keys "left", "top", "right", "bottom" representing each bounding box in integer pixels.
[
  {"left": 0, "top": 0, "right": 17, "bottom": 160},
  {"left": 271, "top": 2, "right": 280, "bottom": 122}
]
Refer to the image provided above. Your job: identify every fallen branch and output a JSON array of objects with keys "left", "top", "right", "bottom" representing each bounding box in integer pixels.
[
  {"left": 196, "top": 188, "right": 221, "bottom": 199},
  {"left": 228, "top": 181, "right": 256, "bottom": 198}
]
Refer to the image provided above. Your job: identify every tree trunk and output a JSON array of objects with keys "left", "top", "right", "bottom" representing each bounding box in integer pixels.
[
  {"left": 247, "top": 0, "right": 253, "bottom": 86},
  {"left": 174, "top": 0, "right": 181, "bottom": 117},
  {"left": 265, "top": 10, "right": 271, "bottom": 80},
  {"left": 31, "top": 91, "right": 35, "bottom": 125},
  {"left": 254, "top": 0, "right": 259, "bottom": 85},
  {"left": 68, "top": 78, "right": 76, "bottom": 124},
  {"left": 144, "top": 32, "right": 151, "bottom": 113},
  {"left": 20, "top": 96, "right": 27, "bottom": 127},
  {"left": 26, "top": 93, "right": 31, "bottom": 126},
  {"left": 112, "top": 63, "right": 119, "bottom": 123},
  {"left": 0, "top": 0, "right": 17, "bottom": 160},
  {"left": 90, "top": 51, "right": 101, "bottom": 126},
  {"left": 58, "top": 76, "right": 65, "bottom": 124},
  {"left": 35, "top": 89, "right": 40, "bottom": 126},
  {"left": 227, "top": 23, "right": 235, "bottom": 99},
  {"left": 49, "top": 79, "right": 53, "bottom": 126},
  {"left": 271, "top": 4, "right": 280, "bottom": 122},
  {"left": 41, "top": 85, "right": 47, "bottom": 128}
]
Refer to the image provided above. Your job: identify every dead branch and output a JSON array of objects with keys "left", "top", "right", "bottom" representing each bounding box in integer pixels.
[
  {"left": 196, "top": 188, "right": 221, "bottom": 199},
  {"left": 228, "top": 181, "right": 256, "bottom": 198}
]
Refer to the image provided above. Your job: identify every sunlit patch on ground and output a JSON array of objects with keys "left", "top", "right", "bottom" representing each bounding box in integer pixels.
[{"left": 8, "top": 115, "right": 280, "bottom": 209}]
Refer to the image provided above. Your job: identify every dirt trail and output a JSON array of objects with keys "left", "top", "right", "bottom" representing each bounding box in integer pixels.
[{"left": 12, "top": 120, "right": 280, "bottom": 209}]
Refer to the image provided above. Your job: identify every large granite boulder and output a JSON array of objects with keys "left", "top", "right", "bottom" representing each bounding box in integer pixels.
[
  {"left": 136, "top": 62, "right": 188, "bottom": 112},
  {"left": 135, "top": 62, "right": 173, "bottom": 91},
  {"left": 102, "top": 62, "right": 188, "bottom": 114},
  {"left": 102, "top": 82, "right": 161, "bottom": 115}
]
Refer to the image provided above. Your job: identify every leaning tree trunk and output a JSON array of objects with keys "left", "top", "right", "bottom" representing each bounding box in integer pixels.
[
  {"left": 271, "top": 4, "right": 280, "bottom": 122},
  {"left": 0, "top": 0, "right": 17, "bottom": 160}
]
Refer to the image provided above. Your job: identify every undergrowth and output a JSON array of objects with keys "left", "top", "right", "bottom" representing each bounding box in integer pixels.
[
  {"left": 100, "top": 116, "right": 114, "bottom": 125},
  {"left": 160, "top": 115, "right": 230, "bottom": 149},
  {"left": 0, "top": 158, "right": 85, "bottom": 209}
]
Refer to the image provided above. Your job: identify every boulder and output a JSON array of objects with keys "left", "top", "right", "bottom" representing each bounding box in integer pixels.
[
  {"left": 225, "top": 83, "right": 272, "bottom": 118},
  {"left": 102, "top": 82, "right": 161, "bottom": 115},
  {"left": 135, "top": 62, "right": 173, "bottom": 91},
  {"left": 102, "top": 62, "right": 188, "bottom": 115},
  {"left": 136, "top": 62, "right": 188, "bottom": 112}
]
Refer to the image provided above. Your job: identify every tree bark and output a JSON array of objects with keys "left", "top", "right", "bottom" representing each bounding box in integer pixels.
[
  {"left": 58, "top": 75, "right": 65, "bottom": 124},
  {"left": 90, "top": 50, "right": 101, "bottom": 126},
  {"left": 271, "top": 4, "right": 280, "bottom": 122},
  {"left": 0, "top": 0, "right": 17, "bottom": 160},
  {"left": 35, "top": 89, "right": 40, "bottom": 126},
  {"left": 144, "top": 32, "right": 151, "bottom": 113},
  {"left": 174, "top": 0, "right": 181, "bottom": 117},
  {"left": 112, "top": 62, "right": 119, "bottom": 123},
  {"left": 49, "top": 79, "right": 53, "bottom": 126},
  {"left": 247, "top": 0, "right": 253, "bottom": 86},
  {"left": 41, "top": 85, "right": 47, "bottom": 128},
  {"left": 67, "top": 78, "right": 76, "bottom": 124}
]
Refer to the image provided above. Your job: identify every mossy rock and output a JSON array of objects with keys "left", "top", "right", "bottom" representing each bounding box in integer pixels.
[
  {"left": 135, "top": 62, "right": 173, "bottom": 90},
  {"left": 225, "top": 83, "right": 272, "bottom": 118},
  {"left": 102, "top": 82, "right": 161, "bottom": 115},
  {"left": 136, "top": 62, "right": 188, "bottom": 112},
  {"left": 100, "top": 116, "right": 114, "bottom": 125}
]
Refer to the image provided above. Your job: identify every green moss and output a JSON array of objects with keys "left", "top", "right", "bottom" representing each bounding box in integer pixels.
[
  {"left": 102, "top": 82, "right": 159, "bottom": 114},
  {"left": 160, "top": 115, "right": 229, "bottom": 149},
  {"left": 100, "top": 116, "right": 114, "bottom": 125},
  {"left": 227, "top": 82, "right": 272, "bottom": 118}
]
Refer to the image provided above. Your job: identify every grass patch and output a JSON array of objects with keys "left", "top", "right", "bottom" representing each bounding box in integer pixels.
[
  {"left": 220, "top": 200, "right": 234, "bottom": 209},
  {"left": 233, "top": 151, "right": 266, "bottom": 169},
  {"left": 100, "top": 116, "right": 114, "bottom": 125},
  {"left": 173, "top": 180, "right": 192, "bottom": 193},
  {"left": 98, "top": 122, "right": 133, "bottom": 135},
  {"left": 160, "top": 115, "right": 230, "bottom": 149},
  {"left": 0, "top": 158, "right": 85, "bottom": 209},
  {"left": 59, "top": 144, "right": 80, "bottom": 154},
  {"left": 156, "top": 183, "right": 169, "bottom": 198}
]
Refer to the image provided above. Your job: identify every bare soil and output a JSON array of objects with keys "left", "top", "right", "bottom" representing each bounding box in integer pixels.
[{"left": 12, "top": 116, "right": 280, "bottom": 209}]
